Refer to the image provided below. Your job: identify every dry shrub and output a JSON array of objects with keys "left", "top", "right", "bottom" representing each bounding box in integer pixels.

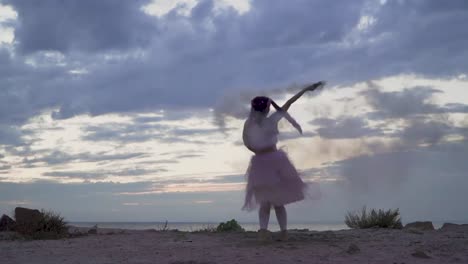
[
  {"left": 345, "top": 206, "right": 402, "bottom": 229},
  {"left": 15, "top": 209, "right": 69, "bottom": 240}
]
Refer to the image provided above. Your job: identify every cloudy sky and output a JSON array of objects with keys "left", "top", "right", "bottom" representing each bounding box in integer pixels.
[{"left": 0, "top": 0, "right": 467, "bottom": 223}]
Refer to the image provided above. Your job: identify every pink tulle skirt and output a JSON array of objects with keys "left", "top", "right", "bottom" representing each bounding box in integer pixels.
[{"left": 242, "top": 149, "right": 320, "bottom": 211}]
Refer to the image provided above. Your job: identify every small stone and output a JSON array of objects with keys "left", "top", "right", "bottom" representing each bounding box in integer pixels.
[
  {"left": 346, "top": 243, "right": 360, "bottom": 254},
  {"left": 88, "top": 225, "right": 98, "bottom": 234},
  {"left": 411, "top": 249, "right": 431, "bottom": 259},
  {"left": 404, "top": 221, "right": 434, "bottom": 231},
  {"left": 440, "top": 223, "right": 468, "bottom": 231}
]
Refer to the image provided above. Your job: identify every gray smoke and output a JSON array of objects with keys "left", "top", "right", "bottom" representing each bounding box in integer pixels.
[
  {"left": 212, "top": 90, "right": 252, "bottom": 133},
  {"left": 322, "top": 82, "right": 468, "bottom": 215}
]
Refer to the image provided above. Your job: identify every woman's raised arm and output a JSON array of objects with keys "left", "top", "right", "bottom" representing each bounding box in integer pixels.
[{"left": 281, "top": 81, "right": 325, "bottom": 112}]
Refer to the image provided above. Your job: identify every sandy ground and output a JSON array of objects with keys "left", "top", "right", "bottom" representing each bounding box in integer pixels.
[{"left": 1, "top": 226, "right": 467, "bottom": 264}]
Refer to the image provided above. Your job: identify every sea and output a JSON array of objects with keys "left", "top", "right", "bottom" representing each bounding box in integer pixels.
[
  {"left": 68, "top": 221, "right": 456, "bottom": 232},
  {"left": 69, "top": 222, "right": 349, "bottom": 232}
]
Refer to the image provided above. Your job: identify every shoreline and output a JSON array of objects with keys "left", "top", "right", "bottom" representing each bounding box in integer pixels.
[
  {"left": 67, "top": 220, "right": 468, "bottom": 232},
  {"left": 68, "top": 221, "right": 350, "bottom": 232},
  {"left": 1, "top": 224, "right": 467, "bottom": 263}
]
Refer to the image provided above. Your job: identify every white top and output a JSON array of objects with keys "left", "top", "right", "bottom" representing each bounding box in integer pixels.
[{"left": 243, "top": 112, "right": 283, "bottom": 151}]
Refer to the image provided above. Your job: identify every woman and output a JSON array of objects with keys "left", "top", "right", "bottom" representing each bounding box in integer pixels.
[{"left": 242, "top": 81, "right": 325, "bottom": 241}]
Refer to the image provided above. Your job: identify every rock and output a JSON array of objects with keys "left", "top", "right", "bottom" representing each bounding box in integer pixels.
[
  {"left": 346, "top": 243, "right": 360, "bottom": 254},
  {"left": 14, "top": 207, "right": 43, "bottom": 234},
  {"left": 88, "top": 225, "right": 98, "bottom": 234},
  {"left": 15, "top": 207, "right": 42, "bottom": 224},
  {"left": 0, "top": 214, "right": 16, "bottom": 231},
  {"left": 404, "top": 221, "right": 434, "bottom": 231},
  {"left": 411, "top": 249, "right": 431, "bottom": 259},
  {"left": 405, "top": 228, "right": 423, "bottom": 235},
  {"left": 440, "top": 223, "right": 468, "bottom": 231}
]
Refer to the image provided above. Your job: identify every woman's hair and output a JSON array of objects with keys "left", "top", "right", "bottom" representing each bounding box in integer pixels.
[
  {"left": 251, "top": 96, "right": 283, "bottom": 112},
  {"left": 250, "top": 96, "right": 302, "bottom": 134},
  {"left": 251, "top": 96, "right": 270, "bottom": 112}
]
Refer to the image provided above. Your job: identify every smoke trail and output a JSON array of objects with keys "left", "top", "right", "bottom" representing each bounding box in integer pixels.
[
  {"left": 212, "top": 90, "right": 252, "bottom": 133},
  {"left": 212, "top": 82, "right": 325, "bottom": 132},
  {"left": 330, "top": 82, "right": 464, "bottom": 196}
]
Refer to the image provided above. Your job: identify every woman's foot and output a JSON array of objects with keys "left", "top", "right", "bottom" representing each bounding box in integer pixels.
[
  {"left": 276, "top": 230, "right": 288, "bottom": 242},
  {"left": 258, "top": 229, "right": 272, "bottom": 242}
]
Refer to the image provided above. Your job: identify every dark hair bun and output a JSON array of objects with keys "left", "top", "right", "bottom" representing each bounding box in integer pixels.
[{"left": 251, "top": 96, "right": 270, "bottom": 112}]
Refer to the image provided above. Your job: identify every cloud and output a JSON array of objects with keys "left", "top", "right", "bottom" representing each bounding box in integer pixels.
[
  {"left": 82, "top": 123, "right": 164, "bottom": 143},
  {"left": 132, "top": 116, "right": 165, "bottom": 123},
  {"left": 232, "top": 130, "right": 316, "bottom": 146},
  {"left": 205, "top": 174, "right": 245, "bottom": 184},
  {"left": 311, "top": 117, "right": 383, "bottom": 139},
  {"left": 4, "top": 0, "right": 155, "bottom": 54},
  {"left": 0, "top": 200, "right": 30, "bottom": 206},
  {"left": 443, "top": 103, "right": 468, "bottom": 114},
  {"left": 0, "top": 125, "right": 23, "bottom": 145},
  {"left": 397, "top": 119, "right": 455, "bottom": 146},
  {"left": 171, "top": 127, "right": 221, "bottom": 136},
  {"left": 42, "top": 171, "right": 108, "bottom": 181},
  {"left": 0, "top": 164, "right": 11, "bottom": 171},
  {"left": 278, "top": 131, "right": 316, "bottom": 141},
  {"left": 2, "top": 0, "right": 365, "bottom": 130},
  {"left": 363, "top": 86, "right": 444, "bottom": 119},
  {"left": 22, "top": 150, "right": 148, "bottom": 167},
  {"left": 1, "top": 0, "right": 467, "bottom": 143},
  {"left": 365, "top": 0, "right": 468, "bottom": 78},
  {"left": 0, "top": 46, "right": 72, "bottom": 132},
  {"left": 42, "top": 168, "right": 165, "bottom": 181},
  {"left": 174, "top": 154, "right": 204, "bottom": 159},
  {"left": 357, "top": 84, "right": 468, "bottom": 145},
  {"left": 82, "top": 117, "right": 221, "bottom": 145}
]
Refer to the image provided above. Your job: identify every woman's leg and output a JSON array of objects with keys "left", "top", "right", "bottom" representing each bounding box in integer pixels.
[
  {"left": 274, "top": 205, "right": 288, "bottom": 241},
  {"left": 274, "top": 205, "right": 287, "bottom": 231},
  {"left": 258, "top": 202, "right": 271, "bottom": 230}
]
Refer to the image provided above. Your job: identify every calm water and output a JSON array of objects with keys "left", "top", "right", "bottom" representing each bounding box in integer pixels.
[
  {"left": 69, "top": 221, "right": 458, "bottom": 232},
  {"left": 69, "top": 222, "right": 349, "bottom": 232}
]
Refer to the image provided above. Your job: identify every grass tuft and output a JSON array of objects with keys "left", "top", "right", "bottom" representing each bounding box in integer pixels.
[
  {"left": 345, "top": 206, "right": 402, "bottom": 229},
  {"left": 216, "top": 219, "right": 245, "bottom": 232}
]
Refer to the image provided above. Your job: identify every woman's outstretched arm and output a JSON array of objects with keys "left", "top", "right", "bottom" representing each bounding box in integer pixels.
[{"left": 281, "top": 81, "right": 325, "bottom": 111}]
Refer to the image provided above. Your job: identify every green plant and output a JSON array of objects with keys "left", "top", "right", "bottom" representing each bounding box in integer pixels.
[
  {"left": 345, "top": 206, "right": 402, "bottom": 229},
  {"left": 216, "top": 219, "right": 245, "bottom": 232}
]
